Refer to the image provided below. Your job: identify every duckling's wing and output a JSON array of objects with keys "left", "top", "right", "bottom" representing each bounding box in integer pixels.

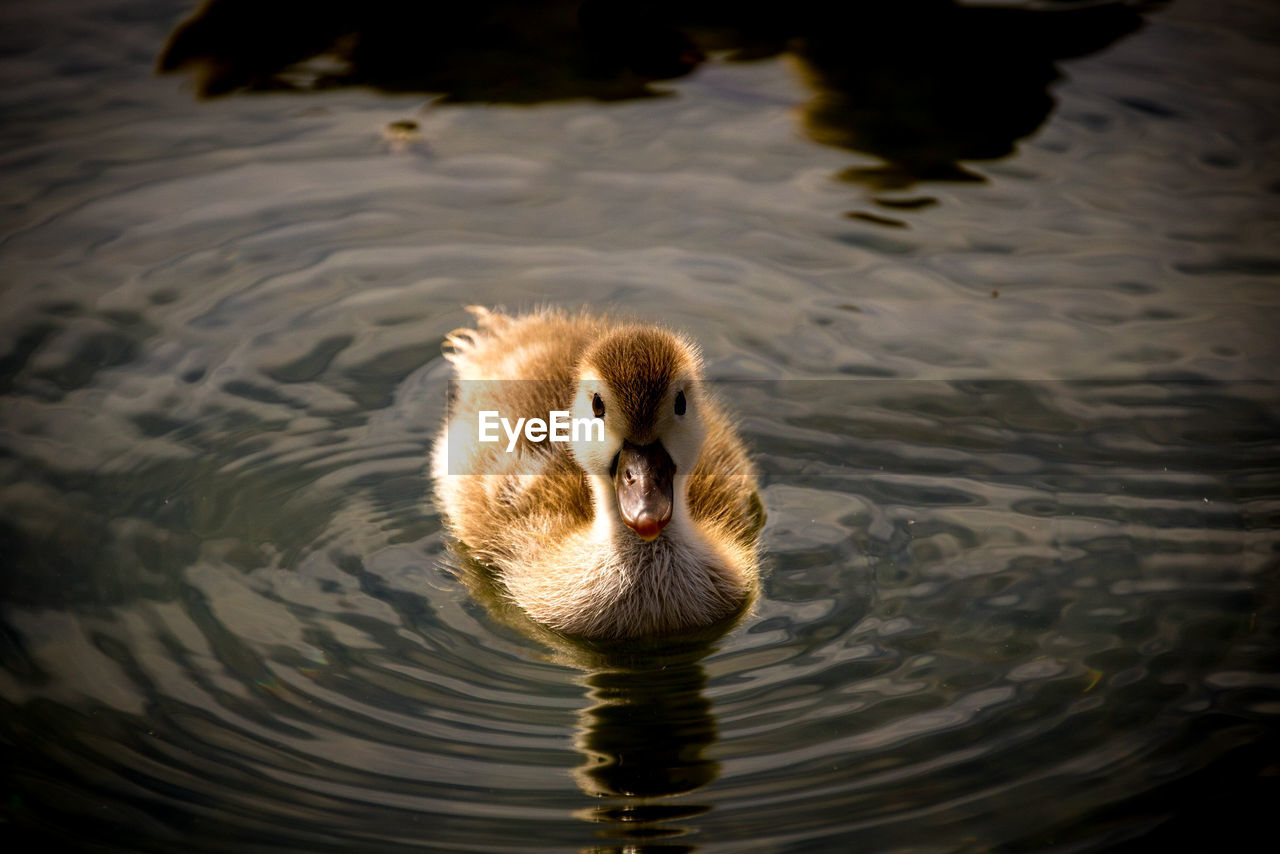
[{"left": 688, "top": 412, "right": 764, "bottom": 546}]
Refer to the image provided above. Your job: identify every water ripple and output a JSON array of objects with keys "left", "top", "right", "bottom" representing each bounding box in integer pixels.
[{"left": 3, "top": 1, "right": 1279, "bottom": 851}]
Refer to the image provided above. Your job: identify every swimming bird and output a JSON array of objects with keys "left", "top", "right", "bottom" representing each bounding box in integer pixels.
[{"left": 431, "top": 307, "right": 763, "bottom": 641}]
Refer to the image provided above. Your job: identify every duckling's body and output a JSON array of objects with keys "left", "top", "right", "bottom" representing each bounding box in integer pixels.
[{"left": 431, "top": 307, "right": 762, "bottom": 640}]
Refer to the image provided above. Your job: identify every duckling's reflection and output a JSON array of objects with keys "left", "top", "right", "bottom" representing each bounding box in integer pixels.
[
  {"left": 446, "top": 547, "right": 733, "bottom": 853},
  {"left": 573, "top": 651, "right": 718, "bottom": 852}
]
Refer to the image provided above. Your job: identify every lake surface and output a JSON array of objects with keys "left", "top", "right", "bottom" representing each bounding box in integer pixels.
[{"left": 2, "top": 1, "right": 1278, "bottom": 851}]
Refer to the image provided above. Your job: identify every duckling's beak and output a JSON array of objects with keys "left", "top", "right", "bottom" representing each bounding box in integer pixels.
[{"left": 613, "top": 440, "right": 674, "bottom": 541}]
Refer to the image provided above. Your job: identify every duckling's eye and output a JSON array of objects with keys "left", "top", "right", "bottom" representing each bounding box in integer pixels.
[
  {"left": 592, "top": 393, "right": 605, "bottom": 418},
  {"left": 674, "top": 390, "right": 686, "bottom": 416}
]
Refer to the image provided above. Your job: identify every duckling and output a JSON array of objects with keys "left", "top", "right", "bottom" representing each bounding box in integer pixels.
[{"left": 431, "top": 306, "right": 763, "bottom": 641}]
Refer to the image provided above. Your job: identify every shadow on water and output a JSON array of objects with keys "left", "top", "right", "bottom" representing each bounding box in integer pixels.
[{"left": 158, "top": 0, "right": 1161, "bottom": 186}]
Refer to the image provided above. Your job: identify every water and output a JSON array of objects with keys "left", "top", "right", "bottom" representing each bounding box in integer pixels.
[{"left": 2, "top": 0, "right": 1278, "bottom": 851}]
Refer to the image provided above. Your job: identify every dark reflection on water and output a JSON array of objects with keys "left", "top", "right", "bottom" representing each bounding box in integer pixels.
[
  {"left": 574, "top": 657, "right": 718, "bottom": 850},
  {"left": 794, "top": 0, "right": 1151, "bottom": 187},
  {"left": 159, "top": 0, "right": 1157, "bottom": 186}
]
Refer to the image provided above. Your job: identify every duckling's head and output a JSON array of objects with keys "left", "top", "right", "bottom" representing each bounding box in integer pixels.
[{"left": 568, "top": 325, "right": 707, "bottom": 542}]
